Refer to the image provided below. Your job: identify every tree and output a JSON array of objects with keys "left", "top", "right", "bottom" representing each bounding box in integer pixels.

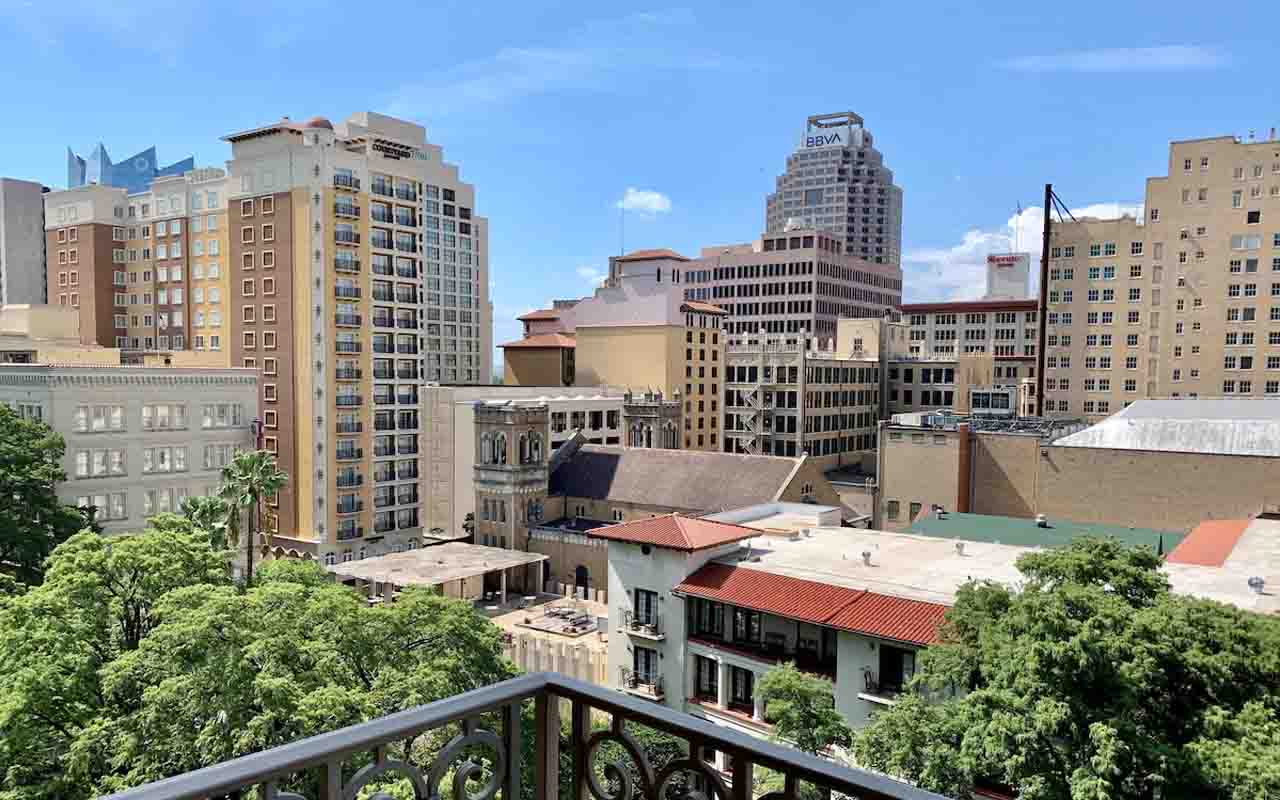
[
  {"left": 0, "top": 531, "right": 515, "bottom": 800},
  {"left": 853, "top": 538, "right": 1280, "bottom": 799},
  {"left": 219, "top": 449, "right": 287, "bottom": 586},
  {"left": 181, "top": 494, "right": 234, "bottom": 551},
  {"left": 462, "top": 512, "right": 476, "bottom": 539},
  {"left": 0, "top": 405, "right": 89, "bottom": 584},
  {"left": 758, "top": 663, "right": 852, "bottom": 756}
]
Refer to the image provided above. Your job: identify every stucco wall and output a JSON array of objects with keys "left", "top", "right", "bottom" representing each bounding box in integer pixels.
[
  {"left": 878, "top": 429, "right": 961, "bottom": 528},
  {"left": 504, "top": 348, "right": 565, "bottom": 387}
]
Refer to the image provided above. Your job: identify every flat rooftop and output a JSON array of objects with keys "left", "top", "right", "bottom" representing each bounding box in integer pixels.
[
  {"left": 909, "top": 511, "right": 1184, "bottom": 552},
  {"left": 713, "top": 518, "right": 1279, "bottom": 615},
  {"left": 1053, "top": 397, "right": 1280, "bottom": 457},
  {"left": 325, "top": 542, "right": 547, "bottom": 587}
]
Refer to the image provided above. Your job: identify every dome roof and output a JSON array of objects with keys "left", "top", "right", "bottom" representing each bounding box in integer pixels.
[{"left": 303, "top": 116, "right": 334, "bottom": 130}]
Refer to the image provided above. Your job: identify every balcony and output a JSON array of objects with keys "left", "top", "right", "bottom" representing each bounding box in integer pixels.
[
  {"left": 619, "top": 669, "right": 665, "bottom": 701},
  {"left": 372, "top": 341, "right": 394, "bottom": 354},
  {"left": 373, "top": 290, "right": 394, "bottom": 302},
  {"left": 374, "top": 470, "right": 396, "bottom": 483},
  {"left": 333, "top": 174, "right": 360, "bottom": 190},
  {"left": 396, "top": 492, "right": 419, "bottom": 506},
  {"left": 371, "top": 238, "right": 393, "bottom": 251},
  {"left": 396, "top": 318, "right": 418, "bottom": 329},
  {"left": 374, "top": 444, "right": 396, "bottom": 457},
  {"left": 373, "top": 367, "right": 394, "bottom": 380},
  {"left": 335, "top": 258, "right": 360, "bottom": 274},
  {"left": 688, "top": 633, "right": 837, "bottom": 681},
  {"left": 335, "top": 395, "right": 363, "bottom": 407},
  {"left": 396, "top": 266, "right": 418, "bottom": 279},
  {"left": 395, "top": 214, "right": 417, "bottom": 227},
  {"left": 98, "top": 673, "right": 933, "bottom": 800},
  {"left": 335, "top": 421, "right": 363, "bottom": 433},
  {"left": 374, "top": 418, "right": 396, "bottom": 431},
  {"left": 336, "top": 525, "right": 364, "bottom": 541},
  {"left": 335, "top": 285, "right": 361, "bottom": 299},
  {"left": 335, "top": 313, "right": 362, "bottom": 327},
  {"left": 373, "top": 315, "right": 394, "bottom": 329},
  {"left": 335, "top": 231, "right": 360, "bottom": 245},
  {"left": 336, "top": 500, "right": 363, "bottom": 515},
  {"left": 374, "top": 520, "right": 396, "bottom": 534},
  {"left": 374, "top": 493, "right": 395, "bottom": 509},
  {"left": 371, "top": 208, "right": 393, "bottom": 223},
  {"left": 395, "top": 187, "right": 417, "bottom": 201},
  {"left": 621, "top": 610, "right": 665, "bottom": 641},
  {"left": 372, "top": 261, "right": 393, "bottom": 277},
  {"left": 394, "top": 241, "right": 419, "bottom": 254},
  {"left": 397, "top": 442, "right": 419, "bottom": 455},
  {"left": 334, "top": 203, "right": 360, "bottom": 219},
  {"left": 397, "top": 515, "right": 420, "bottom": 530},
  {"left": 397, "top": 467, "right": 419, "bottom": 480},
  {"left": 396, "top": 344, "right": 419, "bottom": 355},
  {"left": 335, "top": 341, "right": 362, "bottom": 354},
  {"left": 371, "top": 182, "right": 393, "bottom": 198},
  {"left": 397, "top": 367, "right": 419, "bottom": 380},
  {"left": 374, "top": 394, "right": 396, "bottom": 406},
  {"left": 396, "top": 291, "right": 418, "bottom": 303},
  {"left": 336, "top": 448, "right": 363, "bottom": 462},
  {"left": 335, "top": 368, "right": 362, "bottom": 381},
  {"left": 335, "top": 474, "right": 364, "bottom": 488}
]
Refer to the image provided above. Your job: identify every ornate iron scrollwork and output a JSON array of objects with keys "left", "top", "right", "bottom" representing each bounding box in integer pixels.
[
  {"left": 583, "top": 717, "right": 654, "bottom": 800},
  {"left": 424, "top": 718, "right": 507, "bottom": 800},
  {"left": 653, "top": 757, "right": 730, "bottom": 800}
]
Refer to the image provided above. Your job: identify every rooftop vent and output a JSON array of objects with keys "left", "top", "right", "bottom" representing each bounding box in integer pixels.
[
  {"left": 955, "top": 541, "right": 965, "bottom": 556},
  {"left": 1036, "top": 514, "right": 1049, "bottom": 528},
  {"left": 861, "top": 550, "right": 872, "bottom": 566},
  {"left": 1248, "top": 576, "right": 1265, "bottom": 595}
]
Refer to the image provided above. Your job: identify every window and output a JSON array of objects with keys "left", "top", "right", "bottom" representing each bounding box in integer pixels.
[
  {"left": 241, "top": 226, "right": 254, "bottom": 244},
  {"left": 242, "top": 279, "right": 255, "bottom": 296},
  {"left": 262, "top": 223, "right": 274, "bottom": 242}
]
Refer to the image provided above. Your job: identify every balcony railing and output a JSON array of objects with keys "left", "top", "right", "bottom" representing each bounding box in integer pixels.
[
  {"left": 334, "top": 204, "right": 360, "bottom": 219},
  {"left": 397, "top": 467, "right": 419, "bottom": 480},
  {"left": 372, "top": 261, "right": 393, "bottom": 276},
  {"left": 395, "top": 187, "right": 417, "bottom": 201},
  {"left": 335, "top": 421, "right": 363, "bottom": 433},
  {"left": 371, "top": 182, "right": 393, "bottom": 197},
  {"left": 335, "top": 286, "right": 361, "bottom": 299},
  {"left": 336, "top": 525, "right": 364, "bottom": 541},
  {"left": 99, "top": 673, "right": 941, "bottom": 800},
  {"left": 335, "top": 368, "right": 362, "bottom": 380},
  {"left": 373, "top": 368, "right": 394, "bottom": 380},
  {"left": 621, "top": 610, "right": 664, "bottom": 640},
  {"left": 397, "top": 443, "right": 419, "bottom": 455},
  {"left": 396, "top": 266, "right": 418, "bottom": 279},
  {"left": 396, "top": 493, "right": 419, "bottom": 506},
  {"left": 374, "top": 493, "right": 395, "bottom": 508},
  {"left": 619, "top": 669, "right": 665, "bottom": 700},
  {"left": 374, "top": 471, "right": 395, "bottom": 483},
  {"left": 336, "top": 313, "right": 363, "bottom": 327},
  {"left": 336, "top": 341, "right": 362, "bottom": 353},
  {"left": 335, "top": 231, "right": 360, "bottom": 245},
  {"left": 333, "top": 174, "right": 360, "bottom": 190},
  {"left": 374, "top": 419, "right": 396, "bottom": 431},
  {"left": 335, "top": 474, "right": 364, "bottom": 488},
  {"left": 335, "top": 395, "right": 363, "bottom": 407},
  {"left": 397, "top": 368, "right": 419, "bottom": 380},
  {"left": 396, "top": 318, "right": 418, "bottom": 329},
  {"left": 336, "top": 500, "right": 363, "bottom": 515},
  {"left": 371, "top": 208, "right": 393, "bottom": 223},
  {"left": 373, "top": 290, "right": 394, "bottom": 302},
  {"left": 375, "top": 395, "right": 396, "bottom": 406},
  {"left": 373, "top": 342, "right": 394, "bottom": 354},
  {"left": 371, "top": 238, "right": 394, "bottom": 251},
  {"left": 373, "top": 316, "right": 395, "bottom": 328},
  {"left": 396, "top": 344, "right": 419, "bottom": 355},
  {"left": 397, "top": 394, "right": 418, "bottom": 406},
  {"left": 336, "top": 448, "right": 363, "bottom": 461},
  {"left": 374, "top": 521, "right": 396, "bottom": 534},
  {"left": 396, "top": 292, "right": 418, "bottom": 303},
  {"left": 335, "top": 258, "right": 360, "bottom": 274},
  {"left": 374, "top": 445, "right": 396, "bottom": 457}
]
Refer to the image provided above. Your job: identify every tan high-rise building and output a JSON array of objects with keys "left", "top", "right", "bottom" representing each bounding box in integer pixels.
[
  {"left": 1044, "top": 133, "right": 1280, "bottom": 420},
  {"left": 46, "top": 112, "right": 492, "bottom": 564}
]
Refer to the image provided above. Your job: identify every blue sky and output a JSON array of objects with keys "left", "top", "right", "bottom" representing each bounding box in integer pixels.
[{"left": 3, "top": 0, "right": 1277, "bottom": 368}]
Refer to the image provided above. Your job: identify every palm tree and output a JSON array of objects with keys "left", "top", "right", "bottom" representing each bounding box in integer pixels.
[
  {"left": 181, "top": 494, "right": 233, "bottom": 550},
  {"left": 219, "top": 449, "right": 288, "bottom": 586}
]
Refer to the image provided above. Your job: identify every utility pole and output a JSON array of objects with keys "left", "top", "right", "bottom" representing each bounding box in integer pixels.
[{"left": 1035, "top": 183, "right": 1052, "bottom": 414}]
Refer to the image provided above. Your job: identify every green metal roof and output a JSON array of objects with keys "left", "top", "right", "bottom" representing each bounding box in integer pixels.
[{"left": 907, "top": 511, "right": 1184, "bottom": 553}]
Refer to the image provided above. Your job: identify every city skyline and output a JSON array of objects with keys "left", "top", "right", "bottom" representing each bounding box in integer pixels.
[{"left": 2, "top": 2, "right": 1277, "bottom": 370}]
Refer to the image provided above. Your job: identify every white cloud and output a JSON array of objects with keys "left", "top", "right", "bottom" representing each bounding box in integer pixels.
[
  {"left": 616, "top": 188, "right": 672, "bottom": 215},
  {"left": 903, "top": 202, "right": 1143, "bottom": 303},
  {"left": 576, "top": 265, "right": 608, "bottom": 286},
  {"left": 387, "top": 10, "right": 752, "bottom": 118},
  {"left": 998, "top": 45, "right": 1227, "bottom": 73}
]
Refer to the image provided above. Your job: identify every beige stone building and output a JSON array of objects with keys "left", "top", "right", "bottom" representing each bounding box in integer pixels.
[
  {"left": 472, "top": 400, "right": 848, "bottom": 600},
  {"left": 1044, "top": 133, "right": 1280, "bottom": 420},
  {"left": 876, "top": 398, "right": 1280, "bottom": 533}
]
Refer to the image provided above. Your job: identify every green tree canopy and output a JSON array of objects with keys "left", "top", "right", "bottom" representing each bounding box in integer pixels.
[
  {"left": 0, "top": 530, "right": 515, "bottom": 800},
  {"left": 0, "top": 405, "right": 89, "bottom": 583},
  {"left": 219, "top": 449, "right": 288, "bottom": 585},
  {"left": 758, "top": 662, "right": 852, "bottom": 756},
  {"left": 853, "top": 537, "right": 1280, "bottom": 799}
]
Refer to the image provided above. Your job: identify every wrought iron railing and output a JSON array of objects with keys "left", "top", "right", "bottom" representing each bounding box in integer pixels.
[
  {"left": 98, "top": 673, "right": 946, "bottom": 800},
  {"left": 621, "top": 610, "right": 663, "bottom": 636},
  {"left": 619, "top": 669, "right": 664, "bottom": 698}
]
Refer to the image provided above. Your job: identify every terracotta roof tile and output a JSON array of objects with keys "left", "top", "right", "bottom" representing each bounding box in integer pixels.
[
  {"left": 1166, "top": 519, "right": 1251, "bottom": 567},
  {"left": 615, "top": 248, "right": 690, "bottom": 262},
  {"left": 517, "top": 308, "right": 561, "bottom": 321},
  {"left": 499, "top": 333, "right": 576, "bottom": 349},
  {"left": 591, "top": 514, "right": 758, "bottom": 551},
  {"left": 826, "top": 592, "right": 949, "bottom": 645},
  {"left": 675, "top": 563, "right": 949, "bottom": 646}
]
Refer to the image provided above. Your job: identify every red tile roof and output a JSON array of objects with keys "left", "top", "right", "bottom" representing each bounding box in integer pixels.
[
  {"left": 675, "top": 563, "right": 949, "bottom": 646},
  {"left": 499, "top": 333, "right": 576, "bottom": 349},
  {"left": 615, "top": 248, "right": 690, "bottom": 262},
  {"left": 591, "top": 514, "right": 758, "bottom": 551},
  {"left": 517, "top": 308, "right": 561, "bottom": 321},
  {"left": 1166, "top": 519, "right": 1251, "bottom": 567},
  {"left": 681, "top": 301, "right": 730, "bottom": 316},
  {"left": 827, "top": 591, "right": 948, "bottom": 646}
]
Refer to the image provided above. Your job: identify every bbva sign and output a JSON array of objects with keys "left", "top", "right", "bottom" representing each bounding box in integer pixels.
[{"left": 803, "top": 130, "right": 845, "bottom": 149}]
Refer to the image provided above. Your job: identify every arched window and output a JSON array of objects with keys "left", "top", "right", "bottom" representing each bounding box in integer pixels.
[
  {"left": 480, "top": 433, "right": 492, "bottom": 465},
  {"left": 530, "top": 433, "right": 543, "bottom": 463},
  {"left": 518, "top": 433, "right": 529, "bottom": 464},
  {"left": 494, "top": 433, "right": 507, "bottom": 465},
  {"left": 324, "top": 552, "right": 336, "bottom": 566}
]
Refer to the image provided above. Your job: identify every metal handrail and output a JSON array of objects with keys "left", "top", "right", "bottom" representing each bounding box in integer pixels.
[{"left": 98, "top": 672, "right": 947, "bottom": 800}]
